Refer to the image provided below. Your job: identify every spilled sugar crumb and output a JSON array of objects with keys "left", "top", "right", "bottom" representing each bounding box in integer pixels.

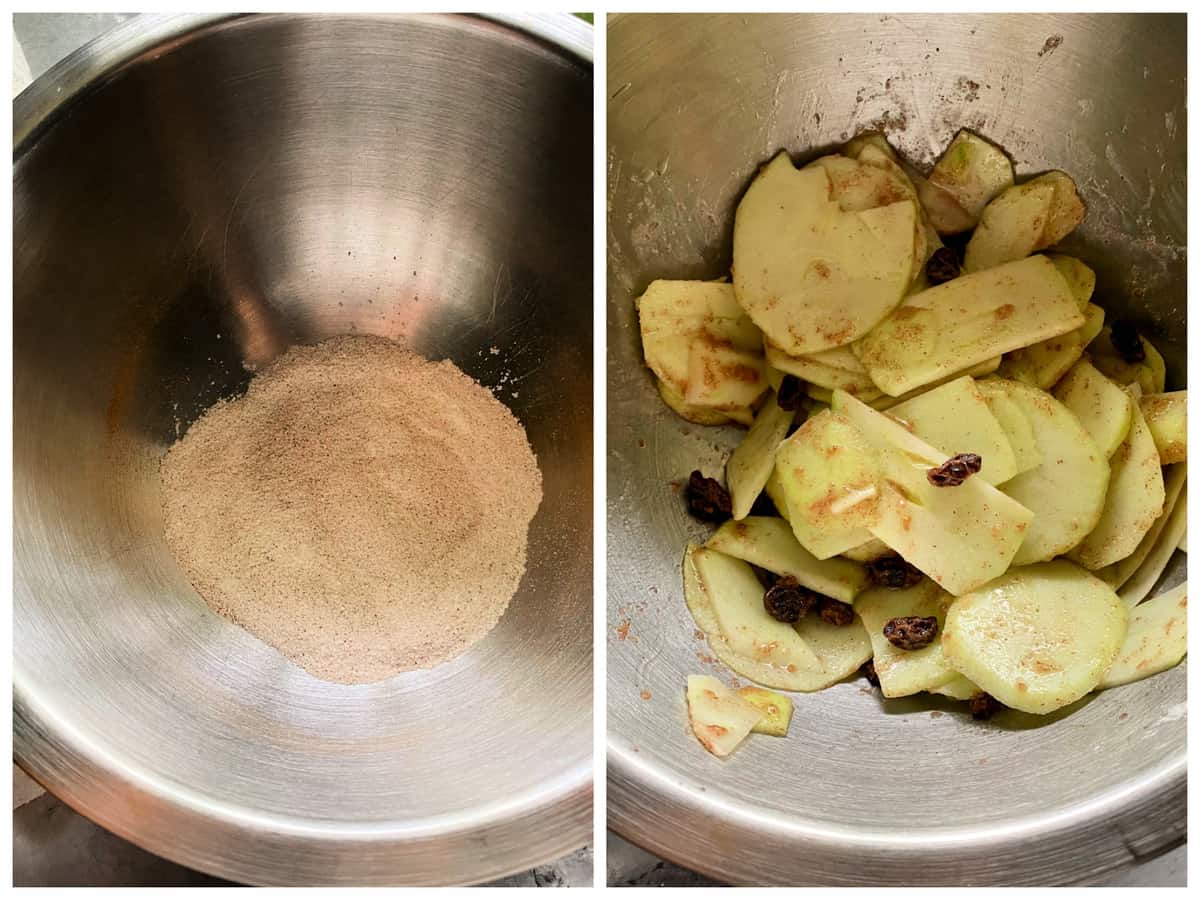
[{"left": 160, "top": 335, "right": 542, "bottom": 684}]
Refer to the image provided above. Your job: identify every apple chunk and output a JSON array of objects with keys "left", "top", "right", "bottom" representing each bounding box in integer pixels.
[
  {"left": 686, "top": 674, "right": 764, "bottom": 757},
  {"left": 1069, "top": 392, "right": 1165, "bottom": 570},
  {"left": 732, "top": 152, "right": 916, "bottom": 355},
  {"left": 941, "top": 561, "right": 1128, "bottom": 714},
  {"left": 854, "top": 255, "right": 1084, "bottom": 396}
]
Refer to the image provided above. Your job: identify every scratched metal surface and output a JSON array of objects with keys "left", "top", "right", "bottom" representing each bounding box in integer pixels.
[
  {"left": 607, "top": 13, "right": 1186, "bottom": 886},
  {"left": 14, "top": 13, "right": 593, "bottom": 886}
]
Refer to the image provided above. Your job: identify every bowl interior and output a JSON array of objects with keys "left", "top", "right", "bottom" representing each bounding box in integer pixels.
[
  {"left": 607, "top": 12, "right": 1185, "bottom": 885},
  {"left": 14, "top": 13, "right": 592, "bottom": 884}
]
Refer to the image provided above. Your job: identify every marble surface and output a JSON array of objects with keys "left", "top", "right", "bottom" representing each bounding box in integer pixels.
[{"left": 11, "top": 13, "right": 593, "bottom": 887}]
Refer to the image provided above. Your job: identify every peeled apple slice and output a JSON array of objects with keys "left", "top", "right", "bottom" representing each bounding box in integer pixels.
[
  {"left": 1089, "top": 326, "right": 1167, "bottom": 395},
  {"left": 732, "top": 152, "right": 916, "bottom": 355},
  {"left": 886, "top": 375, "right": 1018, "bottom": 485},
  {"left": 684, "top": 339, "right": 767, "bottom": 411},
  {"left": 1052, "top": 356, "right": 1133, "bottom": 458},
  {"left": 981, "top": 379, "right": 1109, "bottom": 565},
  {"left": 928, "top": 130, "right": 1015, "bottom": 222},
  {"left": 941, "top": 561, "right": 1129, "bottom": 714},
  {"left": 854, "top": 255, "right": 1084, "bottom": 397},
  {"left": 870, "top": 356, "right": 1002, "bottom": 411},
  {"left": 1098, "top": 582, "right": 1187, "bottom": 690},
  {"left": 963, "top": 180, "right": 1055, "bottom": 273},
  {"left": 656, "top": 377, "right": 738, "bottom": 426},
  {"left": 1139, "top": 391, "right": 1187, "bottom": 464},
  {"left": 706, "top": 516, "right": 869, "bottom": 603},
  {"left": 932, "top": 675, "right": 982, "bottom": 701},
  {"left": 999, "top": 303, "right": 1104, "bottom": 390},
  {"left": 1048, "top": 255, "right": 1097, "bottom": 312},
  {"left": 764, "top": 341, "right": 883, "bottom": 399},
  {"left": 686, "top": 674, "right": 764, "bottom": 757},
  {"left": 1069, "top": 393, "right": 1165, "bottom": 570},
  {"left": 726, "top": 395, "right": 795, "bottom": 518},
  {"left": 738, "top": 686, "right": 794, "bottom": 736},
  {"left": 1110, "top": 469, "right": 1186, "bottom": 604},
  {"left": 979, "top": 383, "right": 1041, "bottom": 475},
  {"left": 856, "top": 580, "right": 958, "bottom": 698},
  {"left": 1028, "top": 171, "right": 1086, "bottom": 249}
]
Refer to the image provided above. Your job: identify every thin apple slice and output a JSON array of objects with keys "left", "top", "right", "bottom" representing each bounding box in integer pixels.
[
  {"left": 856, "top": 580, "right": 958, "bottom": 698},
  {"left": 1089, "top": 326, "right": 1167, "bottom": 395},
  {"left": 1052, "top": 356, "right": 1133, "bottom": 457},
  {"left": 887, "top": 375, "right": 1018, "bottom": 485},
  {"left": 831, "top": 390, "right": 1034, "bottom": 595},
  {"left": 706, "top": 516, "right": 869, "bottom": 603},
  {"left": 931, "top": 675, "right": 982, "bottom": 701},
  {"left": 726, "top": 395, "right": 795, "bottom": 519},
  {"left": 1140, "top": 391, "right": 1187, "bottom": 464},
  {"left": 999, "top": 303, "right": 1104, "bottom": 390},
  {"left": 928, "top": 130, "right": 1015, "bottom": 222},
  {"left": 773, "top": 409, "right": 880, "bottom": 559},
  {"left": 1048, "top": 254, "right": 1096, "bottom": 312},
  {"left": 982, "top": 379, "right": 1110, "bottom": 565},
  {"left": 656, "top": 377, "right": 738, "bottom": 426},
  {"left": 732, "top": 152, "right": 916, "bottom": 355},
  {"left": 854, "top": 255, "right": 1084, "bottom": 396},
  {"left": 1069, "top": 391, "right": 1165, "bottom": 570},
  {"left": 1030, "top": 172, "right": 1086, "bottom": 249},
  {"left": 978, "top": 382, "right": 1042, "bottom": 475},
  {"left": 963, "top": 180, "right": 1055, "bottom": 273},
  {"left": 637, "top": 279, "right": 761, "bottom": 395},
  {"left": 686, "top": 674, "right": 764, "bottom": 757},
  {"left": 738, "top": 686, "right": 794, "bottom": 736},
  {"left": 764, "top": 465, "right": 790, "bottom": 521},
  {"left": 1105, "top": 465, "right": 1186, "bottom": 601},
  {"left": 941, "top": 561, "right": 1129, "bottom": 715},
  {"left": 1097, "top": 582, "right": 1187, "bottom": 690},
  {"left": 684, "top": 338, "right": 767, "bottom": 411},
  {"left": 764, "top": 340, "right": 883, "bottom": 399},
  {"left": 870, "top": 356, "right": 1002, "bottom": 411},
  {"left": 842, "top": 537, "right": 891, "bottom": 563}
]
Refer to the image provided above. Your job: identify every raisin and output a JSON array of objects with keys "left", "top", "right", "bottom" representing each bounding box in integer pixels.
[
  {"left": 763, "top": 576, "right": 818, "bottom": 623},
  {"left": 969, "top": 692, "right": 1003, "bottom": 720},
  {"left": 927, "top": 453, "right": 983, "bottom": 487},
  {"left": 1110, "top": 320, "right": 1146, "bottom": 364},
  {"left": 749, "top": 490, "right": 780, "bottom": 519},
  {"left": 861, "top": 660, "right": 880, "bottom": 688},
  {"left": 776, "top": 374, "right": 805, "bottom": 411},
  {"left": 883, "top": 616, "right": 939, "bottom": 650},
  {"left": 866, "top": 555, "right": 923, "bottom": 589},
  {"left": 685, "top": 470, "right": 732, "bottom": 522},
  {"left": 925, "top": 246, "right": 961, "bottom": 285},
  {"left": 817, "top": 597, "right": 855, "bottom": 627}
]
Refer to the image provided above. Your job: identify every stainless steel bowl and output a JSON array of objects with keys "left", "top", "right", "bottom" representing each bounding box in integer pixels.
[
  {"left": 14, "top": 13, "right": 592, "bottom": 886},
  {"left": 607, "top": 13, "right": 1185, "bottom": 886}
]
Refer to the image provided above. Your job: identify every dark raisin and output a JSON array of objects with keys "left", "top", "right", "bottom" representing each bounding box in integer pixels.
[
  {"left": 752, "top": 564, "right": 780, "bottom": 590},
  {"left": 927, "top": 453, "right": 983, "bottom": 487},
  {"left": 749, "top": 490, "right": 780, "bottom": 518},
  {"left": 861, "top": 659, "right": 880, "bottom": 688},
  {"left": 685, "top": 470, "right": 732, "bottom": 522},
  {"left": 1110, "top": 320, "right": 1146, "bottom": 364},
  {"left": 925, "top": 246, "right": 961, "bottom": 285},
  {"left": 817, "top": 597, "right": 855, "bottom": 627},
  {"left": 763, "top": 576, "right": 819, "bottom": 623},
  {"left": 866, "top": 555, "right": 924, "bottom": 589},
  {"left": 969, "top": 692, "right": 1003, "bottom": 720},
  {"left": 776, "top": 374, "right": 805, "bottom": 411},
  {"left": 883, "top": 616, "right": 939, "bottom": 650}
]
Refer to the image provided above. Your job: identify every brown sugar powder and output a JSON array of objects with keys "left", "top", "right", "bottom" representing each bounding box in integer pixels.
[{"left": 160, "top": 335, "right": 542, "bottom": 684}]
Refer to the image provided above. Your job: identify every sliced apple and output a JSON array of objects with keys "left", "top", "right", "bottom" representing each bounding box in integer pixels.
[
  {"left": 887, "top": 375, "right": 1018, "bottom": 485},
  {"left": 982, "top": 379, "right": 1109, "bottom": 565},
  {"left": 764, "top": 340, "right": 883, "bottom": 399},
  {"left": 831, "top": 390, "right": 1034, "bottom": 595},
  {"left": 928, "top": 130, "right": 1015, "bottom": 222},
  {"left": 1106, "top": 467, "right": 1186, "bottom": 603},
  {"left": 732, "top": 152, "right": 916, "bottom": 355},
  {"left": 764, "top": 465, "right": 790, "bottom": 522},
  {"left": 963, "top": 180, "right": 1055, "bottom": 273},
  {"left": 773, "top": 409, "right": 880, "bottom": 559},
  {"left": 856, "top": 580, "right": 958, "bottom": 698},
  {"left": 1048, "top": 254, "right": 1097, "bottom": 312},
  {"left": 706, "top": 516, "right": 869, "bottom": 603},
  {"left": 854, "top": 255, "right": 1084, "bottom": 396},
  {"left": 636, "top": 279, "right": 760, "bottom": 394},
  {"left": 931, "top": 675, "right": 982, "bottom": 701},
  {"left": 978, "top": 382, "right": 1042, "bottom": 475},
  {"left": 1098, "top": 582, "right": 1187, "bottom": 690},
  {"left": 684, "top": 338, "right": 767, "bottom": 411},
  {"left": 870, "top": 356, "right": 1002, "bottom": 411},
  {"left": 1052, "top": 356, "right": 1134, "bottom": 457},
  {"left": 1139, "top": 391, "right": 1187, "bottom": 464},
  {"left": 726, "top": 395, "right": 795, "bottom": 519},
  {"left": 998, "top": 303, "right": 1104, "bottom": 390},
  {"left": 1089, "top": 326, "right": 1167, "bottom": 395},
  {"left": 941, "top": 561, "right": 1128, "bottom": 714},
  {"left": 686, "top": 674, "right": 764, "bottom": 757},
  {"left": 841, "top": 537, "right": 891, "bottom": 563},
  {"left": 1069, "top": 392, "right": 1165, "bottom": 570},
  {"left": 656, "top": 377, "right": 738, "bottom": 426},
  {"left": 1029, "top": 171, "right": 1086, "bottom": 249},
  {"left": 738, "top": 686, "right": 794, "bottom": 736}
]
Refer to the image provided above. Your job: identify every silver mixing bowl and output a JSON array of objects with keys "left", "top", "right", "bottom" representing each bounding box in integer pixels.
[
  {"left": 14, "top": 13, "right": 592, "bottom": 886},
  {"left": 607, "top": 13, "right": 1185, "bottom": 886}
]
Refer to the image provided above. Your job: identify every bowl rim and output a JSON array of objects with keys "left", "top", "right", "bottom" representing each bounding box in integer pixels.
[{"left": 13, "top": 11, "right": 593, "bottom": 886}]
